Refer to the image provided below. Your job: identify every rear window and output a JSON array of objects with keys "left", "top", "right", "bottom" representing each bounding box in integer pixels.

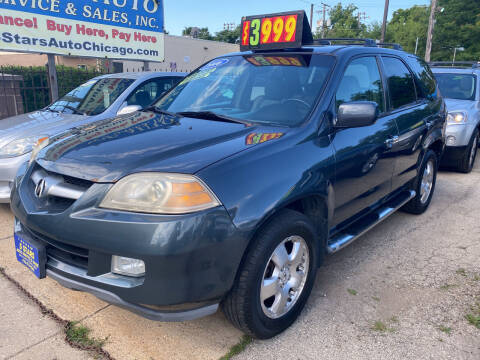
[
  {"left": 382, "top": 57, "right": 417, "bottom": 109},
  {"left": 407, "top": 56, "right": 437, "bottom": 99},
  {"left": 434, "top": 73, "right": 477, "bottom": 101}
]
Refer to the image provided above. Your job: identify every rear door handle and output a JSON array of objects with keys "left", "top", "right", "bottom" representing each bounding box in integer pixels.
[{"left": 385, "top": 136, "right": 399, "bottom": 148}]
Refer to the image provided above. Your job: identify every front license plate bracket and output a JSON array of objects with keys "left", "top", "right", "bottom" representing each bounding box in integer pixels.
[{"left": 14, "top": 233, "right": 46, "bottom": 279}]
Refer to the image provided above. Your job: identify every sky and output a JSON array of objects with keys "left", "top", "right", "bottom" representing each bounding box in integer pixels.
[{"left": 163, "top": 0, "right": 430, "bottom": 36}]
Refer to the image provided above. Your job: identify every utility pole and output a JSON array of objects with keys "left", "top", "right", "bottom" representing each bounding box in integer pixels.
[
  {"left": 380, "top": 0, "right": 389, "bottom": 43},
  {"left": 415, "top": 37, "right": 419, "bottom": 55},
  {"left": 320, "top": 3, "right": 330, "bottom": 38},
  {"left": 47, "top": 54, "right": 58, "bottom": 102},
  {"left": 425, "top": 0, "right": 438, "bottom": 62},
  {"left": 310, "top": 3, "right": 314, "bottom": 29}
]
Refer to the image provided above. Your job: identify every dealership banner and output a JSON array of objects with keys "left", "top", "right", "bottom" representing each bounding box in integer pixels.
[{"left": 0, "top": 0, "right": 165, "bottom": 62}]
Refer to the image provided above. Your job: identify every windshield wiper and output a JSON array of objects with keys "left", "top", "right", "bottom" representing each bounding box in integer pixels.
[
  {"left": 45, "top": 107, "right": 60, "bottom": 113},
  {"left": 144, "top": 106, "right": 178, "bottom": 117},
  {"left": 62, "top": 105, "right": 86, "bottom": 116},
  {"left": 177, "top": 111, "right": 247, "bottom": 124}
]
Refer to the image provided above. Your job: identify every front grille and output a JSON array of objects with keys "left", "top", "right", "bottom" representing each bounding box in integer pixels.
[
  {"left": 26, "top": 227, "right": 89, "bottom": 270},
  {"left": 28, "top": 164, "right": 93, "bottom": 212},
  {"left": 47, "top": 247, "right": 88, "bottom": 269},
  {"left": 62, "top": 175, "right": 93, "bottom": 189}
]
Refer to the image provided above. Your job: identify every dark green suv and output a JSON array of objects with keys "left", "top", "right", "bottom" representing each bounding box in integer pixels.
[{"left": 11, "top": 12, "right": 446, "bottom": 339}]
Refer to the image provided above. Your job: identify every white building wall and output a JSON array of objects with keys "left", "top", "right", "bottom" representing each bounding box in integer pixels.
[{"left": 121, "top": 35, "right": 239, "bottom": 73}]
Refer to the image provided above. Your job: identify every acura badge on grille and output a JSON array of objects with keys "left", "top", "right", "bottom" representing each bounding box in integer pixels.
[{"left": 35, "top": 179, "right": 46, "bottom": 198}]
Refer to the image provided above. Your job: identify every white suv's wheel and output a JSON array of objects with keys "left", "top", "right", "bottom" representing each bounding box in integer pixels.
[{"left": 458, "top": 129, "right": 479, "bottom": 173}]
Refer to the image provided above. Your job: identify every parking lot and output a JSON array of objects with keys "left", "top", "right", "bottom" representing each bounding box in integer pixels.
[{"left": 0, "top": 163, "right": 478, "bottom": 360}]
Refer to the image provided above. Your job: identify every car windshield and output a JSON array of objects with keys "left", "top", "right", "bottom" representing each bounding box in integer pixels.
[
  {"left": 47, "top": 78, "right": 135, "bottom": 116},
  {"left": 435, "top": 73, "right": 477, "bottom": 101},
  {"left": 154, "top": 54, "right": 335, "bottom": 126}
]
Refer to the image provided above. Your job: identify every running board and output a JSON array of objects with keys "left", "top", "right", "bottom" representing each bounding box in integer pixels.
[{"left": 327, "top": 190, "right": 416, "bottom": 254}]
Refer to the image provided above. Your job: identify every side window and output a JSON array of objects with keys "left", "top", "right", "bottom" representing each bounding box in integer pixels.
[
  {"left": 127, "top": 78, "right": 177, "bottom": 108},
  {"left": 382, "top": 57, "right": 417, "bottom": 109},
  {"left": 406, "top": 56, "right": 437, "bottom": 100},
  {"left": 336, "top": 57, "right": 385, "bottom": 113}
]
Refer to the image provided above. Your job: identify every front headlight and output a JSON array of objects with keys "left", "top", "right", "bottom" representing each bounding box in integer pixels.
[
  {"left": 100, "top": 173, "right": 221, "bottom": 214},
  {"left": 0, "top": 136, "right": 48, "bottom": 158},
  {"left": 447, "top": 111, "right": 467, "bottom": 124}
]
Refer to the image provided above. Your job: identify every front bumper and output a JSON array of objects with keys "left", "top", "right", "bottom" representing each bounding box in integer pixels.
[
  {"left": 11, "top": 164, "right": 249, "bottom": 320},
  {"left": 0, "top": 154, "right": 29, "bottom": 203},
  {"left": 441, "top": 145, "right": 468, "bottom": 165},
  {"left": 47, "top": 269, "right": 219, "bottom": 321},
  {"left": 444, "top": 123, "right": 475, "bottom": 147}
]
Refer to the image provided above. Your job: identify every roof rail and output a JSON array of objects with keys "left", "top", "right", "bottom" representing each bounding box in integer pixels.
[
  {"left": 376, "top": 43, "right": 403, "bottom": 51},
  {"left": 429, "top": 61, "right": 480, "bottom": 69},
  {"left": 312, "top": 38, "right": 377, "bottom": 47}
]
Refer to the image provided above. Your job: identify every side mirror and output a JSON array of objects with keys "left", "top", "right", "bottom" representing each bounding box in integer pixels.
[
  {"left": 117, "top": 104, "right": 142, "bottom": 116},
  {"left": 336, "top": 101, "right": 379, "bottom": 128}
]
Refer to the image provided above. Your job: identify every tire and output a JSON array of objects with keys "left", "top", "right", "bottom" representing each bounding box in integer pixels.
[
  {"left": 222, "top": 209, "right": 319, "bottom": 339},
  {"left": 457, "top": 129, "right": 479, "bottom": 173},
  {"left": 402, "top": 149, "right": 438, "bottom": 215}
]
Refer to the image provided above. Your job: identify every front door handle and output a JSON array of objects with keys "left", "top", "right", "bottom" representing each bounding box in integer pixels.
[{"left": 385, "top": 136, "right": 399, "bottom": 148}]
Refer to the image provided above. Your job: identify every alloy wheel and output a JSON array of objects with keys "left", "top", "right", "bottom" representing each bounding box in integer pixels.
[
  {"left": 260, "top": 236, "right": 310, "bottom": 319},
  {"left": 420, "top": 160, "right": 435, "bottom": 204},
  {"left": 469, "top": 135, "right": 478, "bottom": 168}
]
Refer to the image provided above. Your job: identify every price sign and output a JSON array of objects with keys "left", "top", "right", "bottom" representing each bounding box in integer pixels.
[{"left": 240, "top": 11, "right": 313, "bottom": 51}]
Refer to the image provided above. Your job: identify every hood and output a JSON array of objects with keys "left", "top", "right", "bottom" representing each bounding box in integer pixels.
[
  {"left": 0, "top": 110, "right": 87, "bottom": 147},
  {"left": 36, "top": 111, "right": 287, "bottom": 182},
  {"left": 444, "top": 98, "right": 477, "bottom": 113}
]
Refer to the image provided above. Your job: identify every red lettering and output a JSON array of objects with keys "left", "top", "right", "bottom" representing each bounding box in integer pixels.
[
  {"left": 133, "top": 32, "right": 156, "bottom": 43},
  {"left": 77, "top": 24, "right": 86, "bottom": 35},
  {"left": 47, "top": 20, "right": 56, "bottom": 31}
]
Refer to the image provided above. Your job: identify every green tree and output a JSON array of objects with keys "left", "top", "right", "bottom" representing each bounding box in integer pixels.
[
  {"left": 385, "top": 6, "right": 429, "bottom": 57},
  {"left": 364, "top": 21, "right": 382, "bottom": 40},
  {"left": 214, "top": 25, "right": 241, "bottom": 44},
  {"left": 182, "top": 27, "right": 213, "bottom": 40},
  {"left": 322, "top": 3, "right": 366, "bottom": 38},
  {"left": 432, "top": 0, "right": 480, "bottom": 61}
]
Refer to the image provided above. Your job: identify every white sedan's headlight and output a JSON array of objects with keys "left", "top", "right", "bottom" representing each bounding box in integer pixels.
[
  {"left": 447, "top": 111, "right": 467, "bottom": 124},
  {"left": 29, "top": 137, "right": 50, "bottom": 165},
  {"left": 100, "top": 173, "right": 221, "bottom": 214},
  {"left": 0, "top": 136, "right": 48, "bottom": 158}
]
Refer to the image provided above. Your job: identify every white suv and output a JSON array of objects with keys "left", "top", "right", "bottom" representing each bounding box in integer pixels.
[{"left": 431, "top": 62, "right": 480, "bottom": 173}]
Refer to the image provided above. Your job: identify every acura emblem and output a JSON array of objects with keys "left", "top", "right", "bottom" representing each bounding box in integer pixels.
[{"left": 35, "top": 179, "right": 46, "bottom": 198}]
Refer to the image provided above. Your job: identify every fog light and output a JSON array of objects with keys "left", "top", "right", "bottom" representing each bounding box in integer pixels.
[
  {"left": 446, "top": 136, "right": 456, "bottom": 146},
  {"left": 111, "top": 256, "right": 145, "bottom": 277}
]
